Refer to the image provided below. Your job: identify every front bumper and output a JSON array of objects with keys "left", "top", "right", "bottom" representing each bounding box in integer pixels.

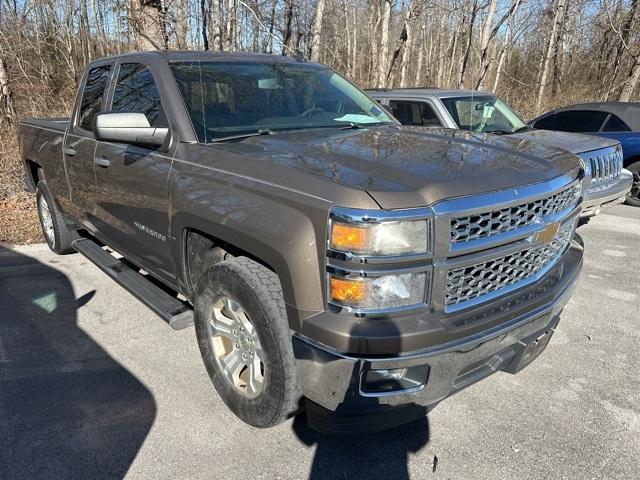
[
  {"left": 293, "top": 238, "right": 583, "bottom": 433},
  {"left": 581, "top": 169, "right": 632, "bottom": 217}
]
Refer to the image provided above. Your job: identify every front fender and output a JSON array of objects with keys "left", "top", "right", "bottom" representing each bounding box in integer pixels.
[{"left": 168, "top": 162, "right": 333, "bottom": 331}]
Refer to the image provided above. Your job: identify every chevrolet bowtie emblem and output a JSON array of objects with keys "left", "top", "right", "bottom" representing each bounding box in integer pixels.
[{"left": 533, "top": 221, "right": 559, "bottom": 244}]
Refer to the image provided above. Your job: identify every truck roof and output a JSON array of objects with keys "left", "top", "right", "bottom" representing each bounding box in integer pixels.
[{"left": 87, "top": 50, "right": 308, "bottom": 66}]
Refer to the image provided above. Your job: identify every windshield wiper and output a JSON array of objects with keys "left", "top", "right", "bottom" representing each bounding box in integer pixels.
[
  {"left": 339, "top": 122, "right": 362, "bottom": 130},
  {"left": 512, "top": 126, "right": 534, "bottom": 133},
  {"left": 210, "top": 129, "right": 273, "bottom": 143},
  {"left": 482, "top": 129, "right": 511, "bottom": 135},
  {"left": 339, "top": 122, "right": 390, "bottom": 130}
]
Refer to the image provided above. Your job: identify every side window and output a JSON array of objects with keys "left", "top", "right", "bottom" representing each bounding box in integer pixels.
[
  {"left": 111, "top": 63, "right": 166, "bottom": 127},
  {"left": 557, "top": 110, "right": 608, "bottom": 132},
  {"left": 602, "top": 114, "right": 631, "bottom": 132},
  {"left": 533, "top": 113, "right": 558, "bottom": 130},
  {"left": 389, "top": 101, "right": 442, "bottom": 127},
  {"left": 78, "top": 65, "right": 111, "bottom": 131}
]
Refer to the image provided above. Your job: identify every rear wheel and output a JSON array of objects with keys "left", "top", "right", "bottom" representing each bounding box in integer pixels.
[
  {"left": 36, "top": 178, "right": 76, "bottom": 254},
  {"left": 625, "top": 161, "right": 640, "bottom": 207},
  {"left": 194, "top": 257, "right": 300, "bottom": 428}
]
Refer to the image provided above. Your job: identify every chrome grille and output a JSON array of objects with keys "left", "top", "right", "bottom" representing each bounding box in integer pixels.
[
  {"left": 445, "top": 218, "right": 576, "bottom": 308},
  {"left": 450, "top": 182, "right": 580, "bottom": 244},
  {"left": 582, "top": 147, "right": 623, "bottom": 184}
]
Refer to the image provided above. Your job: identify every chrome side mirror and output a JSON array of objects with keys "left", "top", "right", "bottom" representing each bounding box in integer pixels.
[{"left": 93, "top": 112, "right": 169, "bottom": 148}]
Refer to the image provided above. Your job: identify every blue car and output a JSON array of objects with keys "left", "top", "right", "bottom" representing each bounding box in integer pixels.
[{"left": 531, "top": 102, "right": 640, "bottom": 206}]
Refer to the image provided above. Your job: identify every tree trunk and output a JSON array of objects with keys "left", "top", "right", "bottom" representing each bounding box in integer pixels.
[
  {"left": 309, "top": 0, "right": 325, "bottom": 62},
  {"left": 619, "top": 58, "right": 640, "bottom": 101},
  {"left": 0, "top": 57, "right": 16, "bottom": 127},
  {"left": 130, "top": 0, "right": 167, "bottom": 50},
  {"left": 210, "top": 0, "right": 223, "bottom": 51},
  {"left": 415, "top": 24, "right": 426, "bottom": 85},
  {"left": 607, "top": 0, "right": 639, "bottom": 99},
  {"left": 550, "top": 0, "right": 569, "bottom": 96},
  {"left": 535, "top": 0, "right": 566, "bottom": 113},
  {"left": 201, "top": 0, "right": 210, "bottom": 50},
  {"left": 476, "top": 0, "right": 522, "bottom": 90},
  {"left": 267, "top": 0, "right": 277, "bottom": 53},
  {"left": 176, "top": 0, "right": 188, "bottom": 49},
  {"left": 225, "top": 0, "right": 236, "bottom": 51},
  {"left": 377, "top": 0, "right": 391, "bottom": 88},
  {"left": 458, "top": 0, "right": 479, "bottom": 89},
  {"left": 282, "top": 0, "right": 294, "bottom": 55},
  {"left": 397, "top": 0, "right": 422, "bottom": 87}
]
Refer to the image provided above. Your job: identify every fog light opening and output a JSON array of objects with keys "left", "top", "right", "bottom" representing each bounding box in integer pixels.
[{"left": 361, "top": 365, "right": 429, "bottom": 395}]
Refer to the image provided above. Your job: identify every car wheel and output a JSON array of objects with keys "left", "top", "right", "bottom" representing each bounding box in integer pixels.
[
  {"left": 625, "top": 161, "right": 640, "bottom": 207},
  {"left": 36, "top": 177, "right": 77, "bottom": 254},
  {"left": 194, "top": 257, "right": 301, "bottom": 428}
]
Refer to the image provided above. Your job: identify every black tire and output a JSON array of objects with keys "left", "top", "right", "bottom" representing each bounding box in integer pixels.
[
  {"left": 625, "top": 161, "right": 640, "bottom": 207},
  {"left": 194, "top": 257, "right": 300, "bottom": 428},
  {"left": 35, "top": 178, "right": 77, "bottom": 254}
]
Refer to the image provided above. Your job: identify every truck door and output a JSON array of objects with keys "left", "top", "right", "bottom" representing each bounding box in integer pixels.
[
  {"left": 63, "top": 64, "right": 112, "bottom": 226},
  {"left": 92, "top": 62, "right": 175, "bottom": 283}
]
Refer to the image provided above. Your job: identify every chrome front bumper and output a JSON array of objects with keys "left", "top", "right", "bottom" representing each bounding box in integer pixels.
[
  {"left": 581, "top": 169, "right": 632, "bottom": 217},
  {"left": 293, "top": 239, "right": 583, "bottom": 433}
]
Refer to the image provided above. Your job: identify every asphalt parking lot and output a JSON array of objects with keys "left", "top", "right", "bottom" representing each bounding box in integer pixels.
[{"left": 1, "top": 204, "right": 639, "bottom": 480}]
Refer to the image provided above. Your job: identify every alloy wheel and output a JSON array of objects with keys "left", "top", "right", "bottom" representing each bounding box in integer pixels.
[{"left": 207, "top": 296, "right": 265, "bottom": 398}]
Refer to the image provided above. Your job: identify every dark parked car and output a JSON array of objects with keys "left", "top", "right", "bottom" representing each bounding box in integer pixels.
[
  {"left": 367, "top": 89, "right": 632, "bottom": 216},
  {"left": 531, "top": 102, "right": 640, "bottom": 206},
  {"left": 20, "top": 51, "right": 584, "bottom": 433}
]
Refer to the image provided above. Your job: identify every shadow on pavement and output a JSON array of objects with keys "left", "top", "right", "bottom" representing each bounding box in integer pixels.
[
  {"left": 293, "top": 414, "right": 430, "bottom": 480},
  {"left": 0, "top": 245, "right": 156, "bottom": 479}
]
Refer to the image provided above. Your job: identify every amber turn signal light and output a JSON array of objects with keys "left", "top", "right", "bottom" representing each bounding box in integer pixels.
[
  {"left": 329, "top": 276, "right": 368, "bottom": 305},
  {"left": 330, "top": 223, "right": 369, "bottom": 253}
]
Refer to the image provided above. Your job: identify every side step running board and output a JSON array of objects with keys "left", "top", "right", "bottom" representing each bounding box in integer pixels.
[{"left": 72, "top": 238, "right": 194, "bottom": 330}]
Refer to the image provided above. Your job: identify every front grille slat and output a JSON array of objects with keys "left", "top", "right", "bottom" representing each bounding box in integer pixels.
[
  {"left": 450, "top": 183, "right": 580, "bottom": 244},
  {"left": 583, "top": 147, "right": 623, "bottom": 184},
  {"left": 445, "top": 219, "right": 576, "bottom": 307}
]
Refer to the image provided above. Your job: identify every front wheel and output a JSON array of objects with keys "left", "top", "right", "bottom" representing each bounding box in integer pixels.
[
  {"left": 194, "top": 257, "right": 300, "bottom": 428},
  {"left": 625, "top": 161, "right": 640, "bottom": 207}
]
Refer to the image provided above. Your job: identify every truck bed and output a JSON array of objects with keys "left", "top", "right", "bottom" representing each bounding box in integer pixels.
[{"left": 19, "top": 118, "right": 70, "bottom": 192}]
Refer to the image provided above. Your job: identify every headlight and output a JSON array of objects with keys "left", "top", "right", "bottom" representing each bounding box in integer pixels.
[
  {"left": 329, "top": 272, "right": 427, "bottom": 310},
  {"left": 327, "top": 207, "right": 432, "bottom": 312},
  {"left": 329, "top": 216, "right": 429, "bottom": 256}
]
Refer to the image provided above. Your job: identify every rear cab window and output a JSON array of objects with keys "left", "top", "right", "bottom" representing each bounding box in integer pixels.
[
  {"left": 77, "top": 65, "right": 112, "bottom": 131},
  {"left": 602, "top": 114, "right": 631, "bottom": 132},
  {"left": 388, "top": 100, "right": 442, "bottom": 127}
]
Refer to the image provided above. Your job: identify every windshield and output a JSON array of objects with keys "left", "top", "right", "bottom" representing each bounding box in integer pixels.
[
  {"left": 440, "top": 95, "right": 527, "bottom": 134},
  {"left": 170, "top": 61, "right": 394, "bottom": 142}
]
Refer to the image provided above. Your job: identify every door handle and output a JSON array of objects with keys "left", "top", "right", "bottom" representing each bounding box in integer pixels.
[
  {"left": 63, "top": 147, "right": 76, "bottom": 156},
  {"left": 94, "top": 157, "right": 111, "bottom": 168}
]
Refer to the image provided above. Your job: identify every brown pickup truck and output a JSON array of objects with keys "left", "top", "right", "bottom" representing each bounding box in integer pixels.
[{"left": 20, "top": 51, "right": 584, "bottom": 434}]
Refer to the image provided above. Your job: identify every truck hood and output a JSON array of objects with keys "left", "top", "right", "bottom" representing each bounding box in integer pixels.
[
  {"left": 229, "top": 126, "right": 581, "bottom": 210},
  {"left": 510, "top": 129, "right": 619, "bottom": 155}
]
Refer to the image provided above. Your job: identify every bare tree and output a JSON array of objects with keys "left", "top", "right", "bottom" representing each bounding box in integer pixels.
[
  {"left": 620, "top": 58, "right": 640, "bottom": 101},
  {"left": 177, "top": 0, "right": 189, "bottom": 48},
  {"left": 475, "top": 0, "right": 522, "bottom": 90},
  {"left": 377, "top": 0, "right": 392, "bottom": 88},
  {"left": 309, "top": 0, "right": 325, "bottom": 61},
  {"left": 535, "top": 0, "right": 567, "bottom": 113},
  {"left": 282, "top": 0, "right": 295, "bottom": 55},
  {"left": 130, "top": 0, "right": 169, "bottom": 50},
  {"left": 0, "top": 56, "right": 16, "bottom": 126}
]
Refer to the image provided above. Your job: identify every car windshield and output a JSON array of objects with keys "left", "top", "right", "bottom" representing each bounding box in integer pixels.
[
  {"left": 170, "top": 61, "right": 394, "bottom": 142},
  {"left": 440, "top": 95, "right": 527, "bottom": 134}
]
